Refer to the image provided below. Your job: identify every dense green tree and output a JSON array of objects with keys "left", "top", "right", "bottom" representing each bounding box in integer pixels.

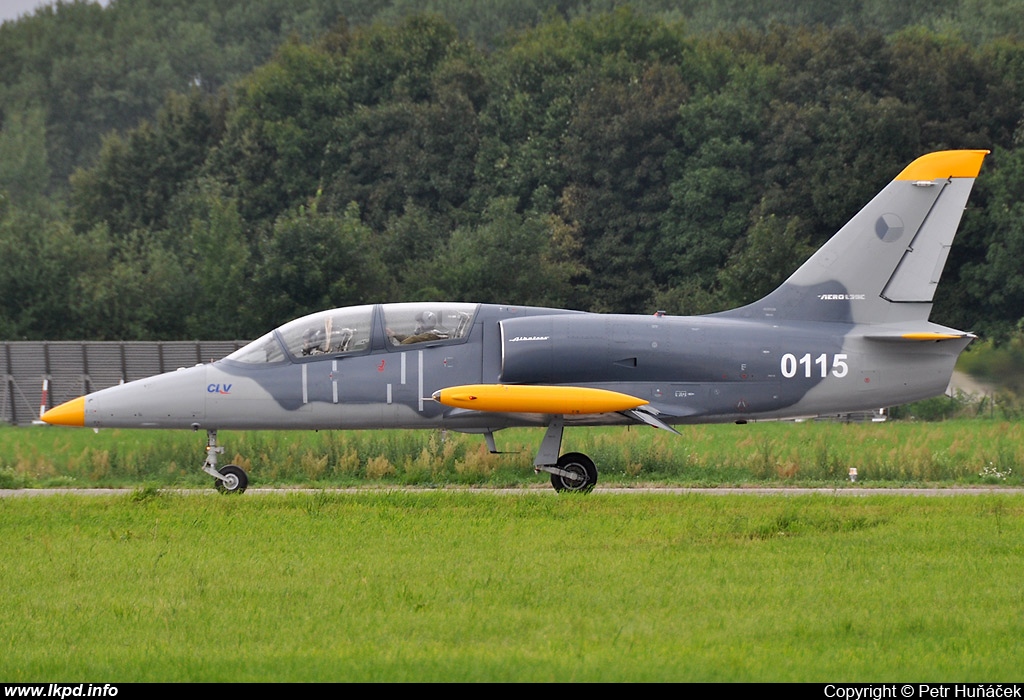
[
  {"left": 215, "top": 38, "right": 349, "bottom": 223},
  {"left": 68, "top": 227, "right": 192, "bottom": 341},
  {"left": 0, "top": 0, "right": 362, "bottom": 191},
  {"left": 345, "top": 13, "right": 461, "bottom": 105},
  {"left": 654, "top": 57, "right": 775, "bottom": 298},
  {"left": 887, "top": 28, "right": 1014, "bottom": 149},
  {"left": 0, "top": 106, "right": 50, "bottom": 207},
  {"left": 319, "top": 16, "right": 482, "bottom": 229},
  {"left": 324, "top": 90, "right": 481, "bottom": 230},
  {"left": 378, "top": 203, "right": 455, "bottom": 300},
  {"left": 716, "top": 213, "right": 815, "bottom": 307},
  {"left": 436, "top": 196, "right": 581, "bottom": 307},
  {"left": 252, "top": 202, "right": 395, "bottom": 326},
  {"left": 561, "top": 62, "right": 689, "bottom": 312},
  {"left": 166, "top": 179, "right": 254, "bottom": 339},
  {"left": 0, "top": 0, "right": 118, "bottom": 191},
  {"left": 0, "top": 209, "right": 88, "bottom": 339},
  {"left": 3, "top": 5, "right": 1024, "bottom": 341},
  {"left": 70, "top": 89, "right": 228, "bottom": 236}
]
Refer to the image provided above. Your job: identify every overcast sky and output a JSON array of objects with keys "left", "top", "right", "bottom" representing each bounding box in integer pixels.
[{"left": 0, "top": 0, "right": 110, "bottom": 26}]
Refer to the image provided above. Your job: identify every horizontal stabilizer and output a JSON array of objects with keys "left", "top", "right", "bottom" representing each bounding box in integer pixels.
[{"left": 433, "top": 384, "right": 648, "bottom": 415}]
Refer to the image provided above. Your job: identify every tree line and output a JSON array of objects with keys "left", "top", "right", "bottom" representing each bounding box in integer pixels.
[{"left": 1, "top": 1, "right": 1024, "bottom": 342}]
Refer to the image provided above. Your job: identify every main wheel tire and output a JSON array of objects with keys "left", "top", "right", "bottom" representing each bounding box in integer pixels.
[
  {"left": 550, "top": 452, "right": 597, "bottom": 493},
  {"left": 215, "top": 464, "right": 249, "bottom": 494}
]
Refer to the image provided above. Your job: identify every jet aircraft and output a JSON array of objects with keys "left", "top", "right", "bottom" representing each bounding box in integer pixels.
[{"left": 42, "top": 150, "right": 988, "bottom": 493}]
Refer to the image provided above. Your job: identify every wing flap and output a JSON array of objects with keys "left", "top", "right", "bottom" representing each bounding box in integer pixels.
[{"left": 624, "top": 406, "right": 681, "bottom": 434}]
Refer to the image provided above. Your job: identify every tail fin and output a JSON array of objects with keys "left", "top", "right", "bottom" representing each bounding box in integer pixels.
[{"left": 720, "top": 150, "right": 988, "bottom": 325}]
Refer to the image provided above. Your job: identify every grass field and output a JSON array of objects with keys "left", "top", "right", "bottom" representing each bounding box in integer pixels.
[
  {"left": 2, "top": 419, "right": 1023, "bottom": 489},
  {"left": 1, "top": 490, "right": 1023, "bottom": 681}
]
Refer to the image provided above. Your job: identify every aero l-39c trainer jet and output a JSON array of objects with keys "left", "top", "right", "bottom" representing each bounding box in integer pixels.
[{"left": 42, "top": 150, "right": 988, "bottom": 493}]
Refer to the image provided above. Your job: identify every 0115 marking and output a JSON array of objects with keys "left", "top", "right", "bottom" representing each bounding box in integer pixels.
[{"left": 780, "top": 353, "right": 849, "bottom": 379}]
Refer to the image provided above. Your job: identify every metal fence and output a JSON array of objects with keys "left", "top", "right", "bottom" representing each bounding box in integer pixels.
[{"left": 1, "top": 340, "right": 247, "bottom": 425}]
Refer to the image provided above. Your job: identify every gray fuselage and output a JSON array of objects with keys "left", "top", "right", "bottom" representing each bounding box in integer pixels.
[{"left": 76, "top": 302, "right": 968, "bottom": 432}]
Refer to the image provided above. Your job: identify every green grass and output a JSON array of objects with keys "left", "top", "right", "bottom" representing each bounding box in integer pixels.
[
  {"left": 1, "top": 491, "right": 1023, "bottom": 681},
  {"left": 2, "top": 419, "right": 1024, "bottom": 489}
]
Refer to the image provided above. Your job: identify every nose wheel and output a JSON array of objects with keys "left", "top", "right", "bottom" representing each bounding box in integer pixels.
[{"left": 214, "top": 464, "right": 249, "bottom": 494}]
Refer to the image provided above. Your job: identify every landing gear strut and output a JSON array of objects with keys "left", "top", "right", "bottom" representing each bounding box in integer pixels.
[
  {"left": 200, "top": 429, "right": 249, "bottom": 494},
  {"left": 531, "top": 417, "right": 599, "bottom": 493}
]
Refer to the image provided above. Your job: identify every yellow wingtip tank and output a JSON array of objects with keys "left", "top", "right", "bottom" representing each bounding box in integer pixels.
[{"left": 433, "top": 384, "right": 648, "bottom": 415}]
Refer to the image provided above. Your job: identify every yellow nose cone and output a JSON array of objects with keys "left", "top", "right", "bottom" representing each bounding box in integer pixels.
[{"left": 41, "top": 396, "right": 86, "bottom": 427}]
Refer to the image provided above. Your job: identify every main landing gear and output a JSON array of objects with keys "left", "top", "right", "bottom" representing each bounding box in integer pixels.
[
  {"left": 530, "top": 417, "right": 599, "bottom": 493},
  {"left": 200, "top": 429, "right": 249, "bottom": 494}
]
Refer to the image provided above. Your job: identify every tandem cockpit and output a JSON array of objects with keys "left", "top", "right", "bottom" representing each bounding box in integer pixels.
[{"left": 225, "top": 302, "right": 480, "bottom": 365}]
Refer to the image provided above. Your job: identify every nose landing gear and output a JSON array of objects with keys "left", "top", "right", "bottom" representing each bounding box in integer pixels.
[{"left": 200, "top": 429, "right": 249, "bottom": 494}]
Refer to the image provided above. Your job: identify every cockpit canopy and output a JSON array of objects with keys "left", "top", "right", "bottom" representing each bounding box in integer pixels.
[{"left": 226, "top": 302, "right": 478, "bottom": 364}]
